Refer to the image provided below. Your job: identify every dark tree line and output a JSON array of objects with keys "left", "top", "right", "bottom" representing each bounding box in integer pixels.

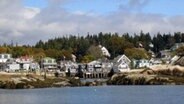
[{"left": 35, "top": 31, "right": 184, "bottom": 60}]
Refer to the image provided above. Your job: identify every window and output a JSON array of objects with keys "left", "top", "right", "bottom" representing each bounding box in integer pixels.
[
  {"left": 48, "top": 60, "right": 52, "bottom": 63},
  {"left": 4, "top": 55, "right": 8, "bottom": 58}
]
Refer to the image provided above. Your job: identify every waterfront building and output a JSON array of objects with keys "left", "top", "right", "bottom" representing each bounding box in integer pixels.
[
  {"left": 16, "top": 56, "right": 34, "bottom": 70},
  {"left": 112, "top": 55, "right": 131, "bottom": 72},
  {"left": 132, "top": 59, "right": 150, "bottom": 68},
  {"left": 0, "top": 54, "right": 12, "bottom": 71},
  {"left": 41, "top": 57, "right": 57, "bottom": 70}
]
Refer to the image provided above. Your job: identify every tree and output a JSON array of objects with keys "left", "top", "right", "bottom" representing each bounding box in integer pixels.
[
  {"left": 35, "top": 40, "right": 45, "bottom": 48},
  {"left": 87, "top": 45, "right": 102, "bottom": 60},
  {"left": 108, "top": 35, "right": 124, "bottom": 58},
  {"left": 11, "top": 47, "right": 27, "bottom": 57},
  {"left": 0, "top": 47, "right": 8, "bottom": 53},
  {"left": 125, "top": 48, "right": 149, "bottom": 60},
  {"left": 81, "top": 55, "right": 95, "bottom": 63},
  {"left": 174, "top": 32, "right": 181, "bottom": 43}
]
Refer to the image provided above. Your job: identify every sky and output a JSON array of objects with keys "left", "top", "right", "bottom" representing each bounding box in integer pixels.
[{"left": 0, "top": 0, "right": 184, "bottom": 45}]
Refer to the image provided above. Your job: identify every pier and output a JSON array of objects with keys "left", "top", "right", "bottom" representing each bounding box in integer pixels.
[{"left": 83, "top": 72, "right": 108, "bottom": 79}]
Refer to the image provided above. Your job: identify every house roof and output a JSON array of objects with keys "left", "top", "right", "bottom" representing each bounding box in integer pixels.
[
  {"left": 113, "top": 54, "right": 131, "bottom": 63},
  {"left": 43, "top": 57, "right": 56, "bottom": 60},
  {"left": 112, "top": 55, "right": 131, "bottom": 71},
  {"left": 160, "top": 50, "right": 171, "bottom": 55},
  {"left": 101, "top": 47, "right": 111, "bottom": 57},
  {"left": 88, "top": 60, "right": 101, "bottom": 65}
]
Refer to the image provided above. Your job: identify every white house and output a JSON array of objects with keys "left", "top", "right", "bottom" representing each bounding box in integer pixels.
[
  {"left": 5, "top": 59, "right": 20, "bottom": 72},
  {"left": 61, "top": 61, "right": 78, "bottom": 74},
  {"left": 0, "top": 54, "right": 12, "bottom": 63},
  {"left": 30, "top": 62, "right": 40, "bottom": 71},
  {"left": 71, "top": 54, "right": 77, "bottom": 62},
  {"left": 113, "top": 55, "right": 131, "bottom": 72},
  {"left": 132, "top": 59, "right": 150, "bottom": 68},
  {"left": 0, "top": 54, "right": 12, "bottom": 71},
  {"left": 99, "top": 45, "right": 111, "bottom": 57},
  {"left": 149, "top": 58, "right": 162, "bottom": 65},
  {"left": 16, "top": 56, "right": 34, "bottom": 70}
]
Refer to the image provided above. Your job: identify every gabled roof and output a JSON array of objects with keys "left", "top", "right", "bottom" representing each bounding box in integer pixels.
[{"left": 113, "top": 54, "right": 131, "bottom": 63}]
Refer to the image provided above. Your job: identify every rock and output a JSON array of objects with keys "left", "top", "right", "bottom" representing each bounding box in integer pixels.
[
  {"left": 27, "top": 85, "right": 35, "bottom": 89},
  {"left": 111, "top": 74, "right": 121, "bottom": 80},
  {"left": 53, "top": 81, "right": 71, "bottom": 87},
  {"left": 21, "top": 77, "right": 32, "bottom": 82},
  {"left": 11, "top": 78, "right": 23, "bottom": 84}
]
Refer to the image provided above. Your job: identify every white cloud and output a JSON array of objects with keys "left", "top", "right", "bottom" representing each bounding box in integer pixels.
[
  {"left": 0, "top": 0, "right": 184, "bottom": 45},
  {"left": 23, "top": 7, "right": 40, "bottom": 19}
]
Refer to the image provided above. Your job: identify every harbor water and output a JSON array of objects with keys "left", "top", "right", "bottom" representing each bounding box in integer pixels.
[{"left": 0, "top": 86, "right": 184, "bottom": 104}]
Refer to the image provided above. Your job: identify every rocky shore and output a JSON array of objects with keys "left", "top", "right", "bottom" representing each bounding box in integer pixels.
[
  {"left": 1, "top": 65, "right": 184, "bottom": 89},
  {"left": 0, "top": 75, "right": 82, "bottom": 89},
  {"left": 0, "top": 73, "right": 105, "bottom": 89},
  {"left": 107, "top": 66, "right": 184, "bottom": 85}
]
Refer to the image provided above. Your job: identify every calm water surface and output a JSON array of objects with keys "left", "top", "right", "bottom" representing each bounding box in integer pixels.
[{"left": 0, "top": 86, "right": 184, "bottom": 104}]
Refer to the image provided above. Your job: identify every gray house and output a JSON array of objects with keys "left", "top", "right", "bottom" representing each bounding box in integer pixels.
[
  {"left": 87, "top": 60, "right": 102, "bottom": 72},
  {"left": 113, "top": 55, "right": 131, "bottom": 72},
  {"left": 61, "top": 61, "right": 78, "bottom": 76}
]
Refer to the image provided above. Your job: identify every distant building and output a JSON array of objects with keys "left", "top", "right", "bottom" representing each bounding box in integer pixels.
[
  {"left": 149, "top": 58, "right": 162, "bottom": 65},
  {"left": 0, "top": 54, "right": 12, "bottom": 71},
  {"left": 0, "top": 54, "right": 12, "bottom": 63},
  {"left": 148, "top": 50, "right": 155, "bottom": 58},
  {"left": 71, "top": 54, "right": 77, "bottom": 62},
  {"left": 60, "top": 61, "right": 78, "bottom": 76},
  {"left": 101, "top": 61, "right": 113, "bottom": 72},
  {"left": 41, "top": 57, "right": 57, "bottom": 70},
  {"left": 16, "top": 56, "right": 34, "bottom": 70},
  {"left": 30, "top": 62, "right": 40, "bottom": 71},
  {"left": 159, "top": 50, "right": 172, "bottom": 64},
  {"left": 87, "top": 60, "right": 102, "bottom": 72},
  {"left": 99, "top": 45, "right": 111, "bottom": 57},
  {"left": 170, "top": 43, "right": 184, "bottom": 51},
  {"left": 132, "top": 59, "right": 150, "bottom": 68},
  {"left": 112, "top": 55, "right": 131, "bottom": 72},
  {"left": 6, "top": 59, "right": 20, "bottom": 72}
]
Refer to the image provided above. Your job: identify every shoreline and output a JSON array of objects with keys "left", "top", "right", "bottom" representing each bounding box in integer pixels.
[{"left": 1, "top": 65, "right": 184, "bottom": 89}]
